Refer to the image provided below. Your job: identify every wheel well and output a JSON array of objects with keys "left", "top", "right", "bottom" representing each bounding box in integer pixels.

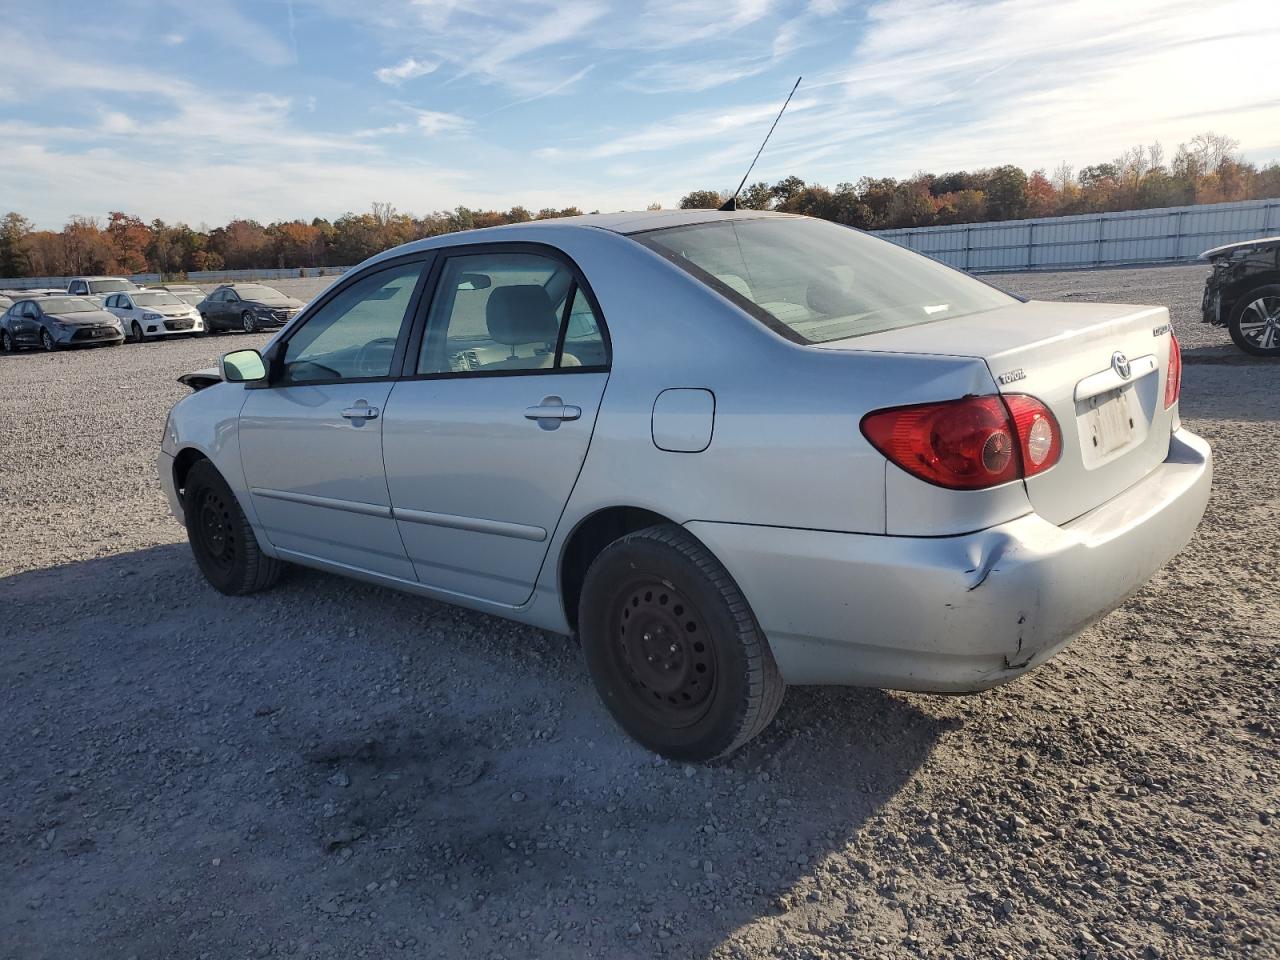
[
  {"left": 172, "top": 448, "right": 209, "bottom": 506},
  {"left": 559, "top": 506, "right": 673, "bottom": 632},
  {"left": 1224, "top": 271, "right": 1280, "bottom": 314}
]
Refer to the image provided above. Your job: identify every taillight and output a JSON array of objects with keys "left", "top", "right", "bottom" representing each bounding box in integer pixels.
[
  {"left": 860, "top": 395, "right": 1062, "bottom": 491},
  {"left": 1164, "top": 332, "right": 1181, "bottom": 409}
]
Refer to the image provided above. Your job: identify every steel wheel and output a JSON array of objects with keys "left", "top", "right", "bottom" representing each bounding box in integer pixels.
[
  {"left": 242, "top": 311, "right": 257, "bottom": 334},
  {"left": 193, "top": 485, "right": 238, "bottom": 576},
  {"left": 1233, "top": 293, "right": 1280, "bottom": 354},
  {"left": 613, "top": 578, "right": 716, "bottom": 728},
  {"left": 41, "top": 329, "right": 56, "bottom": 352}
]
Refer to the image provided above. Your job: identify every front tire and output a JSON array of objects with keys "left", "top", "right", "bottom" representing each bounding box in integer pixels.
[
  {"left": 184, "top": 459, "right": 284, "bottom": 596},
  {"left": 1, "top": 330, "right": 14, "bottom": 353},
  {"left": 1228, "top": 284, "right": 1280, "bottom": 356},
  {"left": 130, "top": 321, "right": 144, "bottom": 343},
  {"left": 41, "top": 329, "right": 56, "bottom": 352},
  {"left": 579, "top": 524, "right": 785, "bottom": 760},
  {"left": 241, "top": 311, "right": 258, "bottom": 334}
]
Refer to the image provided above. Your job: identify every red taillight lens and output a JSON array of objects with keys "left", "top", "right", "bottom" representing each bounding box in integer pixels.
[
  {"left": 1164, "top": 332, "right": 1181, "bottom": 409},
  {"left": 861, "top": 395, "right": 1061, "bottom": 490}
]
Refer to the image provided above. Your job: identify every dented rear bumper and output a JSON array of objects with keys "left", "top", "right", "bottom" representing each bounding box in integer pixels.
[{"left": 685, "top": 429, "right": 1211, "bottom": 692}]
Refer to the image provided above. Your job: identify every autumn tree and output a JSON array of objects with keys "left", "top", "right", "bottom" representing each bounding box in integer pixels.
[
  {"left": 679, "top": 190, "right": 723, "bottom": 209},
  {"left": 105, "top": 212, "right": 152, "bottom": 274},
  {"left": 0, "top": 212, "right": 33, "bottom": 276}
]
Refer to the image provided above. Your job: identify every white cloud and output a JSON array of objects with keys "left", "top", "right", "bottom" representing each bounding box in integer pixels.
[
  {"left": 162, "top": 32, "right": 185, "bottom": 46},
  {"left": 412, "top": 109, "right": 471, "bottom": 136},
  {"left": 374, "top": 57, "right": 438, "bottom": 85}
]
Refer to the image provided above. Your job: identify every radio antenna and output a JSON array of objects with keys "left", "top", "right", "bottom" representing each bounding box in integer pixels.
[{"left": 719, "top": 76, "right": 802, "bottom": 212}]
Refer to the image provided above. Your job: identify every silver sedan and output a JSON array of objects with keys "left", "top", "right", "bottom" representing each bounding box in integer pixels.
[{"left": 158, "top": 210, "right": 1211, "bottom": 759}]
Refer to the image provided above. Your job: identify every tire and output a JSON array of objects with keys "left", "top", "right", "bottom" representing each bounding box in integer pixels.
[
  {"left": 579, "top": 524, "right": 785, "bottom": 760},
  {"left": 242, "top": 310, "right": 257, "bottom": 334},
  {"left": 183, "top": 459, "right": 284, "bottom": 596},
  {"left": 41, "top": 328, "right": 56, "bottom": 352},
  {"left": 131, "top": 321, "right": 144, "bottom": 343},
  {"left": 1, "top": 330, "right": 13, "bottom": 353},
  {"left": 1227, "top": 284, "right": 1280, "bottom": 356}
]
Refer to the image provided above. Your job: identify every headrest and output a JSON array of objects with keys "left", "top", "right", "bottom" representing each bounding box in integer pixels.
[{"left": 485, "top": 285, "right": 560, "bottom": 346}]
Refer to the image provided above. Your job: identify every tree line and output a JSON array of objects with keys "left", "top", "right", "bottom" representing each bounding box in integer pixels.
[
  {"left": 0, "top": 131, "right": 1275, "bottom": 280},
  {"left": 681, "top": 132, "right": 1279, "bottom": 230}
]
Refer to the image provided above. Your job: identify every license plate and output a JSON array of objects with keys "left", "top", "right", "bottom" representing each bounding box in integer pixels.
[{"left": 1085, "top": 388, "right": 1134, "bottom": 454}]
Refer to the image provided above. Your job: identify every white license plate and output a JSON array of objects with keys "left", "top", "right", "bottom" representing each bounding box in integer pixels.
[{"left": 1085, "top": 388, "right": 1134, "bottom": 454}]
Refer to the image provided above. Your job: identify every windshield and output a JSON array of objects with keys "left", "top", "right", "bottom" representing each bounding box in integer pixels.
[
  {"left": 233, "top": 285, "right": 287, "bottom": 300},
  {"left": 88, "top": 279, "right": 138, "bottom": 293},
  {"left": 44, "top": 298, "right": 99, "bottom": 315},
  {"left": 133, "top": 292, "right": 184, "bottom": 307},
  {"left": 637, "top": 217, "right": 1017, "bottom": 343}
]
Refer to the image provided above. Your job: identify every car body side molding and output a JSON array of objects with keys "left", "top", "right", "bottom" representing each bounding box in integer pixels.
[{"left": 392, "top": 506, "right": 548, "bottom": 542}]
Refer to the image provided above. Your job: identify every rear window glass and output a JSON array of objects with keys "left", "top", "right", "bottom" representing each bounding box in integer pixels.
[
  {"left": 133, "top": 292, "right": 184, "bottom": 306},
  {"left": 637, "top": 217, "right": 1016, "bottom": 343},
  {"left": 87, "top": 279, "right": 138, "bottom": 293}
]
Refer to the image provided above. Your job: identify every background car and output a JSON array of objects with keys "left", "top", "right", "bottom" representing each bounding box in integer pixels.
[
  {"left": 199, "top": 283, "right": 305, "bottom": 333},
  {"left": 151, "top": 284, "right": 208, "bottom": 307},
  {"left": 1200, "top": 235, "right": 1280, "bottom": 356},
  {"left": 1, "top": 295, "right": 124, "bottom": 351},
  {"left": 66, "top": 276, "right": 141, "bottom": 304},
  {"left": 106, "top": 290, "right": 203, "bottom": 341},
  {"left": 159, "top": 210, "right": 1210, "bottom": 760}
]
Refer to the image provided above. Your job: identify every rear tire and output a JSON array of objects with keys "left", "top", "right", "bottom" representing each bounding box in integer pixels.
[
  {"left": 1228, "top": 284, "right": 1280, "bottom": 356},
  {"left": 184, "top": 459, "right": 283, "bottom": 596},
  {"left": 579, "top": 524, "right": 785, "bottom": 760}
]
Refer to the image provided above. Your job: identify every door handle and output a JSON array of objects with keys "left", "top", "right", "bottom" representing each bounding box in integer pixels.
[
  {"left": 524, "top": 396, "right": 581, "bottom": 422},
  {"left": 341, "top": 402, "right": 380, "bottom": 421}
]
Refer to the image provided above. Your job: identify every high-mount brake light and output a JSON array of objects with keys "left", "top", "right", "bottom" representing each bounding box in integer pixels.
[{"left": 860, "top": 394, "right": 1062, "bottom": 491}]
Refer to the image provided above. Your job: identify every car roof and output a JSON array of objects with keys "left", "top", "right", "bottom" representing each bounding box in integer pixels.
[
  {"left": 1199, "top": 235, "right": 1280, "bottom": 259},
  {"left": 493, "top": 208, "right": 795, "bottom": 236},
  {"left": 71, "top": 275, "right": 133, "bottom": 280}
]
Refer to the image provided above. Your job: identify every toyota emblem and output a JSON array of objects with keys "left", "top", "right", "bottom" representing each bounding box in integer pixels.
[{"left": 1111, "top": 351, "right": 1131, "bottom": 379}]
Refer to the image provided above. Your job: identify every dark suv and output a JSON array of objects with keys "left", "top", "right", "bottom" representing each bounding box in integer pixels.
[
  {"left": 1200, "top": 236, "right": 1280, "bottom": 356},
  {"left": 198, "top": 283, "right": 306, "bottom": 334}
]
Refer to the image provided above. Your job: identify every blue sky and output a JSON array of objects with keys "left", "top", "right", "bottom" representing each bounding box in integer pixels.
[{"left": 2, "top": 0, "right": 1278, "bottom": 228}]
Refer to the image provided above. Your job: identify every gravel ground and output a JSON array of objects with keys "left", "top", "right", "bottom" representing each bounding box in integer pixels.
[{"left": 1, "top": 264, "right": 1276, "bottom": 960}]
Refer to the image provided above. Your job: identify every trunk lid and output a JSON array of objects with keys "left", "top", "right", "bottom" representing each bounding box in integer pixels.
[{"left": 820, "top": 300, "right": 1178, "bottom": 525}]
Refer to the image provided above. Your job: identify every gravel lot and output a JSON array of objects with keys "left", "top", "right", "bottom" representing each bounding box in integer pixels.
[{"left": 2, "top": 263, "right": 1276, "bottom": 960}]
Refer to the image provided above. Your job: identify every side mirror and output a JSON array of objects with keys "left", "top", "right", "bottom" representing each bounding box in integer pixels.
[{"left": 220, "top": 349, "right": 267, "bottom": 383}]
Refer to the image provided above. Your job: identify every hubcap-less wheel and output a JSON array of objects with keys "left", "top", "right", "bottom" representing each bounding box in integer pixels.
[
  {"left": 131, "top": 321, "right": 143, "bottom": 343},
  {"left": 615, "top": 579, "right": 716, "bottom": 726},
  {"left": 42, "top": 329, "right": 55, "bottom": 352},
  {"left": 194, "top": 487, "right": 237, "bottom": 575},
  {"left": 1237, "top": 294, "right": 1280, "bottom": 352},
  {"left": 242, "top": 311, "right": 257, "bottom": 334}
]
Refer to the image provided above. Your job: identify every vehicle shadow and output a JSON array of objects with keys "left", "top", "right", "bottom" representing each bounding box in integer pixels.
[{"left": 2, "top": 546, "right": 947, "bottom": 959}]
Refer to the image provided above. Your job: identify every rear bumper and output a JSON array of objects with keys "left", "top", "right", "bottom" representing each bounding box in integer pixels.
[{"left": 687, "top": 429, "right": 1212, "bottom": 692}]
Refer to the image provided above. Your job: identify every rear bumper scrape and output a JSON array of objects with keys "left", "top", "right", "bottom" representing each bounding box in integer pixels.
[{"left": 686, "top": 429, "right": 1212, "bottom": 693}]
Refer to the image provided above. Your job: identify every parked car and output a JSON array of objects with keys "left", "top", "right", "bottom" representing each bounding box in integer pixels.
[
  {"left": 106, "top": 290, "right": 204, "bottom": 340},
  {"left": 159, "top": 211, "right": 1211, "bottom": 759},
  {"left": 152, "top": 284, "right": 209, "bottom": 307},
  {"left": 198, "top": 283, "right": 305, "bottom": 333},
  {"left": 2, "top": 295, "right": 124, "bottom": 351},
  {"left": 1200, "top": 235, "right": 1280, "bottom": 356},
  {"left": 66, "top": 276, "right": 141, "bottom": 303}
]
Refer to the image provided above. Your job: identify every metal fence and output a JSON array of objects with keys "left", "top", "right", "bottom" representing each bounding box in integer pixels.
[
  {"left": 0, "top": 265, "right": 351, "bottom": 291},
  {"left": 872, "top": 197, "right": 1280, "bottom": 273}
]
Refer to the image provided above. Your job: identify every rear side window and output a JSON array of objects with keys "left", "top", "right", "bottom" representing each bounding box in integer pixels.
[
  {"left": 418, "top": 252, "right": 607, "bottom": 374},
  {"left": 637, "top": 217, "right": 1016, "bottom": 343},
  {"left": 281, "top": 261, "right": 425, "bottom": 384}
]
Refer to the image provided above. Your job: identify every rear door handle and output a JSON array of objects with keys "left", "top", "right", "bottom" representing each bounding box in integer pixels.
[
  {"left": 524, "top": 396, "right": 581, "bottom": 423},
  {"left": 341, "top": 402, "right": 380, "bottom": 421}
]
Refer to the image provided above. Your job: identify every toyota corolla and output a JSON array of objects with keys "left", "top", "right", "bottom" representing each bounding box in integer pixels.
[{"left": 158, "top": 211, "right": 1211, "bottom": 760}]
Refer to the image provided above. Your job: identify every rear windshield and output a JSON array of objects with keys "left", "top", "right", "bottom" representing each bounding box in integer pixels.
[
  {"left": 637, "top": 217, "right": 1016, "bottom": 343},
  {"left": 88, "top": 279, "right": 138, "bottom": 293},
  {"left": 44, "top": 298, "right": 99, "bottom": 314},
  {"left": 133, "top": 292, "right": 184, "bottom": 306}
]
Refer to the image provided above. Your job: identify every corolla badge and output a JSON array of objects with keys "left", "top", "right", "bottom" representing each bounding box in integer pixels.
[{"left": 1111, "top": 351, "right": 1132, "bottom": 379}]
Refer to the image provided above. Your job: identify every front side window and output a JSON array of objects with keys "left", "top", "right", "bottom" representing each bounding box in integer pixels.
[
  {"left": 637, "top": 217, "right": 1017, "bottom": 343},
  {"left": 418, "top": 252, "right": 606, "bottom": 374},
  {"left": 280, "top": 260, "right": 425, "bottom": 384}
]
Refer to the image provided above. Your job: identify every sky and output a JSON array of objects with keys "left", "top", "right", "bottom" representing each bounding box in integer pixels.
[{"left": 1, "top": 0, "right": 1278, "bottom": 229}]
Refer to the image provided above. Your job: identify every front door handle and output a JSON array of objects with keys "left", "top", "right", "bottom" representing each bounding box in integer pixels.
[
  {"left": 341, "top": 402, "right": 380, "bottom": 421},
  {"left": 524, "top": 396, "right": 581, "bottom": 423}
]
